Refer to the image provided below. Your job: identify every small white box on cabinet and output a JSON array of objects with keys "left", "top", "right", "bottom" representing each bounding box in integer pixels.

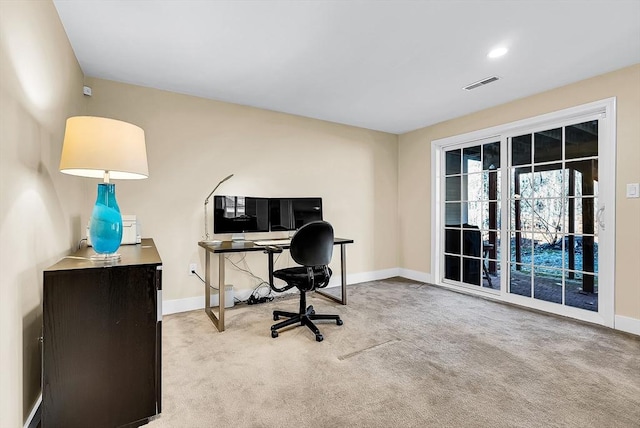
[{"left": 86, "top": 214, "right": 141, "bottom": 246}]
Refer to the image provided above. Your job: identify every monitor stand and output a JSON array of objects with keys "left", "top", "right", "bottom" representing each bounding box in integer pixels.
[{"left": 231, "top": 233, "right": 246, "bottom": 242}]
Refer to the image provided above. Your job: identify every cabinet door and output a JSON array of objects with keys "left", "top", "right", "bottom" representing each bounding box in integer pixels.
[{"left": 43, "top": 265, "right": 159, "bottom": 428}]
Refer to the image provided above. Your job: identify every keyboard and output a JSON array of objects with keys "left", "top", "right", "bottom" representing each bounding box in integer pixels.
[{"left": 253, "top": 239, "right": 292, "bottom": 246}]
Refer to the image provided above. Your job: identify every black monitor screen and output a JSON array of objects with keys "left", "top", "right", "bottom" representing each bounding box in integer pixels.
[
  {"left": 213, "top": 196, "right": 270, "bottom": 234},
  {"left": 269, "top": 197, "right": 322, "bottom": 231}
]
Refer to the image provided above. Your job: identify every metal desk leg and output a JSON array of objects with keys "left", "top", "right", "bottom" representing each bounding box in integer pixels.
[
  {"left": 204, "top": 251, "right": 226, "bottom": 331},
  {"left": 316, "top": 243, "right": 347, "bottom": 305},
  {"left": 205, "top": 250, "right": 211, "bottom": 319},
  {"left": 218, "top": 253, "right": 225, "bottom": 330},
  {"left": 341, "top": 243, "right": 347, "bottom": 305}
]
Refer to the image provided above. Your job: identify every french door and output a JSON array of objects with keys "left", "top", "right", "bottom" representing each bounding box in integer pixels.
[
  {"left": 443, "top": 139, "right": 502, "bottom": 291},
  {"left": 433, "top": 99, "right": 615, "bottom": 326}
]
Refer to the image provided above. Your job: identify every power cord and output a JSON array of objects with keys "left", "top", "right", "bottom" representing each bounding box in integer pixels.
[
  {"left": 225, "top": 253, "right": 279, "bottom": 285},
  {"left": 225, "top": 253, "right": 280, "bottom": 304},
  {"left": 77, "top": 238, "right": 88, "bottom": 250},
  {"left": 190, "top": 253, "right": 282, "bottom": 304},
  {"left": 247, "top": 282, "right": 274, "bottom": 305}
]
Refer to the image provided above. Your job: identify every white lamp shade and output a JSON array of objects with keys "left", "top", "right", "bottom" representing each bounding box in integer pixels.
[{"left": 59, "top": 116, "right": 149, "bottom": 179}]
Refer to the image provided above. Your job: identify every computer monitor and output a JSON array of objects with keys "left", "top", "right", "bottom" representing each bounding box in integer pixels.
[
  {"left": 269, "top": 197, "right": 323, "bottom": 231},
  {"left": 213, "top": 196, "right": 270, "bottom": 234}
]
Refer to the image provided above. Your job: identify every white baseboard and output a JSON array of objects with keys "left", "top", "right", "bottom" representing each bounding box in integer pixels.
[
  {"left": 163, "top": 286, "right": 302, "bottom": 315},
  {"left": 615, "top": 315, "right": 640, "bottom": 336},
  {"left": 163, "top": 268, "right": 401, "bottom": 315},
  {"left": 327, "top": 267, "right": 400, "bottom": 287},
  {"left": 399, "top": 268, "right": 433, "bottom": 284},
  {"left": 163, "top": 296, "right": 206, "bottom": 315}
]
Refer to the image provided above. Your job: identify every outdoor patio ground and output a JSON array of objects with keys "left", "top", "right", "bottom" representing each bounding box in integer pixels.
[{"left": 482, "top": 270, "right": 598, "bottom": 312}]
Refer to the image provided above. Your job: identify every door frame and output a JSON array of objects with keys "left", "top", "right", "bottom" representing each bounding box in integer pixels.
[{"left": 431, "top": 98, "right": 616, "bottom": 327}]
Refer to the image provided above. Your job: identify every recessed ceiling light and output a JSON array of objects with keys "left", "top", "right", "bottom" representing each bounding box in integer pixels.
[{"left": 488, "top": 47, "right": 508, "bottom": 59}]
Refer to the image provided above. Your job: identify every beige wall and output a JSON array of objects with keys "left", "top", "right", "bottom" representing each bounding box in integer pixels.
[
  {"left": 398, "top": 64, "right": 640, "bottom": 320},
  {"left": 0, "top": 1, "right": 86, "bottom": 426},
  {"left": 83, "top": 78, "right": 399, "bottom": 302}
]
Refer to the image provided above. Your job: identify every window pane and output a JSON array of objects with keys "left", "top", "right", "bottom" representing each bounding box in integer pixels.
[
  {"left": 566, "top": 273, "right": 597, "bottom": 311},
  {"left": 565, "top": 160, "right": 598, "bottom": 197},
  {"left": 446, "top": 150, "right": 461, "bottom": 175},
  {"left": 530, "top": 197, "right": 564, "bottom": 235},
  {"left": 463, "top": 146, "right": 482, "bottom": 173},
  {"left": 444, "top": 256, "right": 460, "bottom": 281},
  {"left": 445, "top": 176, "right": 461, "bottom": 201},
  {"left": 566, "top": 120, "right": 598, "bottom": 159},
  {"left": 533, "top": 267, "right": 563, "bottom": 304},
  {"left": 484, "top": 171, "right": 501, "bottom": 201},
  {"left": 511, "top": 200, "right": 532, "bottom": 232},
  {"left": 445, "top": 203, "right": 462, "bottom": 226},
  {"left": 463, "top": 227, "right": 482, "bottom": 257},
  {"left": 510, "top": 232, "right": 532, "bottom": 264},
  {"left": 445, "top": 228, "right": 461, "bottom": 254},
  {"left": 463, "top": 257, "right": 481, "bottom": 285},
  {"left": 466, "top": 201, "right": 482, "bottom": 228},
  {"left": 511, "top": 167, "right": 533, "bottom": 199},
  {"left": 483, "top": 231, "right": 501, "bottom": 263},
  {"left": 483, "top": 141, "right": 500, "bottom": 170},
  {"left": 512, "top": 134, "right": 532, "bottom": 166},
  {"left": 533, "top": 232, "right": 561, "bottom": 268},
  {"left": 465, "top": 173, "right": 483, "bottom": 201},
  {"left": 534, "top": 127, "right": 562, "bottom": 163},
  {"left": 533, "top": 164, "right": 564, "bottom": 198},
  {"left": 581, "top": 235, "right": 597, "bottom": 274},
  {"left": 482, "top": 201, "right": 501, "bottom": 230},
  {"left": 569, "top": 197, "right": 597, "bottom": 235},
  {"left": 484, "top": 260, "right": 500, "bottom": 289},
  {"left": 510, "top": 264, "right": 531, "bottom": 297},
  {"left": 563, "top": 235, "right": 599, "bottom": 274}
]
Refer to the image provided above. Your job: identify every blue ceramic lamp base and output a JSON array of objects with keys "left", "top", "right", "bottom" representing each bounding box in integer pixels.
[{"left": 90, "top": 183, "right": 123, "bottom": 261}]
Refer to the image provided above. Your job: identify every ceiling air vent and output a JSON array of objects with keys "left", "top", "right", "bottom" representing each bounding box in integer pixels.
[{"left": 463, "top": 76, "right": 499, "bottom": 91}]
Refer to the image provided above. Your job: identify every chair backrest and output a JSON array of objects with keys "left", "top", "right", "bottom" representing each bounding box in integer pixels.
[{"left": 290, "top": 221, "right": 334, "bottom": 267}]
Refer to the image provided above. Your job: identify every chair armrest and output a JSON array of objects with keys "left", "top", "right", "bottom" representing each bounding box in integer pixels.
[{"left": 264, "top": 246, "right": 291, "bottom": 293}]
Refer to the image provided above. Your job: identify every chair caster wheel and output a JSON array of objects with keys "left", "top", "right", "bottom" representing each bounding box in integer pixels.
[
  {"left": 273, "top": 314, "right": 280, "bottom": 321},
  {"left": 336, "top": 319, "right": 343, "bottom": 326},
  {"left": 315, "top": 334, "right": 323, "bottom": 342},
  {"left": 271, "top": 330, "right": 279, "bottom": 338}
]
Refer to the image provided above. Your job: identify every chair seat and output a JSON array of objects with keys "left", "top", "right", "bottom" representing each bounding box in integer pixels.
[{"left": 274, "top": 266, "right": 332, "bottom": 290}]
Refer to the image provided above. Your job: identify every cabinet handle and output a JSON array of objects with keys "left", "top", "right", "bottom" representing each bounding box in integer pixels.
[{"left": 157, "top": 290, "right": 162, "bottom": 321}]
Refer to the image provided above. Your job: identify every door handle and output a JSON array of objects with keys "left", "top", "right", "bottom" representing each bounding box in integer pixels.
[{"left": 596, "top": 206, "right": 605, "bottom": 231}]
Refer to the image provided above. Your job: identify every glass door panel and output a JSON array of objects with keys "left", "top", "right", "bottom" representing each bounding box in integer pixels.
[
  {"left": 443, "top": 141, "right": 501, "bottom": 289},
  {"left": 508, "top": 120, "right": 599, "bottom": 312}
]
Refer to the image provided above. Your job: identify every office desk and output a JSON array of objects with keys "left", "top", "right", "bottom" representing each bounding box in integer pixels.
[{"left": 198, "top": 238, "right": 354, "bottom": 331}]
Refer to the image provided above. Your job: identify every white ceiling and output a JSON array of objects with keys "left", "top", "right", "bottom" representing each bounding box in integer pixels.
[{"left": 53, "top": 0, "right": 640, "bottom": 134}]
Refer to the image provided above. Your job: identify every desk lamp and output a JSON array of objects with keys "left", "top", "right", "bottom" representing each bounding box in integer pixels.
[
  {"left": 203, "top": 174, "right": 234, "bottom": 242},
  {"left": 59, "top": 116, "right": 148, "bottom": 260}
]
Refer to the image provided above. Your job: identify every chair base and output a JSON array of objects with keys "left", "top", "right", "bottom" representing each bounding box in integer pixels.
[{"left": 271, "top": 304, "right": 343, "bottom": 342}]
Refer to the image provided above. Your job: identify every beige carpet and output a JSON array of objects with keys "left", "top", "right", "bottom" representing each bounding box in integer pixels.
[{"left": 148, "top": 278, "right": 640, "bottom": 428}]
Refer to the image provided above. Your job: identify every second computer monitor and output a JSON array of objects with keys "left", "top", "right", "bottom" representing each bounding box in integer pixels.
[{"left": 269, "top": 197, "right": 323, "bottom": 231}]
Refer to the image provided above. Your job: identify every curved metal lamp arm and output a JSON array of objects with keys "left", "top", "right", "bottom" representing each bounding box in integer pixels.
[{"left": 203, "top": 174, "right": 234, "bottom": 240}]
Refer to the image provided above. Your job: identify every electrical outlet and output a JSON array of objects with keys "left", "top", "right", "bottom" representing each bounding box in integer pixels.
[{"left": 189, "top": 263, "right": 197, "bottom": 275}]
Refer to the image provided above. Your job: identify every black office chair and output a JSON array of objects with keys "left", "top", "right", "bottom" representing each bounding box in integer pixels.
[{"left": 265, "top": 221, "right": 343, "bottom": 342}]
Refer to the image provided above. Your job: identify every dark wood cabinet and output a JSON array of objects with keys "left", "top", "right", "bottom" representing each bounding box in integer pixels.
[{"left": 43, "top": 239, "right": 162, "bottom": 428}]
